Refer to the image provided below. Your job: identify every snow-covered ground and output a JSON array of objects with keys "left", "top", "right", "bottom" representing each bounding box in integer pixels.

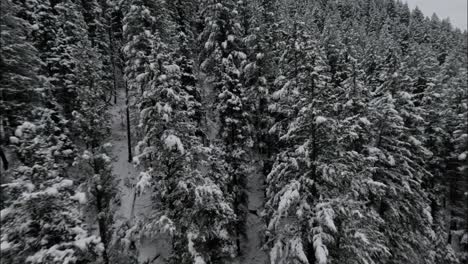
[
  {"left": 239, "top": 159, "right": 269, "bottom": 264},
  {"left": 109, "top": 84, "right": 168, "bottom": 263},
  {"left": 109, "top": 93, "right": 137, "bottom": 221}
]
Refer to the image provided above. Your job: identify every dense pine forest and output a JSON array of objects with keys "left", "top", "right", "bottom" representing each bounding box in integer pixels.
[{"left": 1, "top": 0, "right": 467, "bottom": 263}]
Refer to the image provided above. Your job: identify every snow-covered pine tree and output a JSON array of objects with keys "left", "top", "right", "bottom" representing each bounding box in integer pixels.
[
  {"left": 122, "top": 0, "right": 169, "bottom": 95},
  {"left": 70, "top": 32, "right": 117, "bottom": 264},
  {"left": 27, "top": 0, "right": 59, "bottom": 76},
  {"left": 363, "top": 21, "right": 436, "bottom": 264},
  {"left": 324, "top": 16, "right": 392, "bottom": 264},
  {"left": 264, "top": 2, "right": 336, "bottom": 263},
  {"left": 1, "top": 109, "right": 103, "bottom": 264},
  {"left": 133, "top": 21, "right": 203, "bottom": 264},
  {"left": 438, "top": 48, "right": 468, "bottom": 263},
  {"left": 0, "top": 0, "right": 43, "bottom": 136},
  {"left": 199, "top": 0, "right": 251, "bottom": 257},
  {"left": 43, "top": 0, "right": 93, "bottom": 116},
  {"left": 79, "top": 0, "right": 115, "bottom": 103},
  {"left": 166, "top": 0, "right": 203, "bottom": 126},
  {"left": 242, "top": 0, "right": 279, "bottom": 159}
]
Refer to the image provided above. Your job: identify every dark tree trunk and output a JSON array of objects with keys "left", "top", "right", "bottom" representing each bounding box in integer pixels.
[
  {"left": 0, "top": 147, "right": 8, "bottom": 171},
  {"left": 125, "top": 81, "right": 133, "bottom": 162},
  {"left": 96, "top": 185, "right": 110, "bottom": 264}
]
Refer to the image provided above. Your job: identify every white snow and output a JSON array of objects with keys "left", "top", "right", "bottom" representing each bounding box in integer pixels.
[
  {"left": 387, "top": 155, "right": 395, "bottom": 166},
  {"left": 74, "top": 234, "right": 101, "bottom": 251},
  {"left": 323, "top": 210, "right": 336, "bottom": 233},
  {"left": 136, "top": 170, "right": 152, "bottom": 195},
  {"left": 354, "top": 232, "right": 369, "bottom": 244},
  {"left": 408, "top": 136, "right": 422, "bottom": 146},
  {"left": 315, "top": 116, "right": 327, "bottom": 125},
  {"left": 399, "top": 91, "right": 412, "bottom": 100},
  {"left": 278, "top": 181, "right": 301, "bottom": 216},
  {"left": 62, "top": 149, "right": 73, "bottom": 156},
  {"left": 313, "top": 235, "right": 328, "bottom": 264},
  {"left": 366, "top": 179, "right": 387, "bottom": 188},
  {"left": 290, "top": 237, "right": 308, "bottom": 263},
  {"left": 70, "top": 192, "right": 87, "bottom": 204},
  {"left": 136, "top": 73, "right": 148, "bottom": 83},
  {"left": 270, "top": 240, "right": 284, "bottom": 264},
  {"left": 163, "top": 134, "right": 185, "bottom": 154},
  {"left": 0, "top": 207, "right": 12, "bottom": 221},
  {"left": 57, "top": 179, "right": 73, "bottom": 188},
  {"left": 359, "top": 117, "right": 371, "bottom": 126},
  {"left": 0, "top": 241, "right": 13, "bottom": 251},
  {"left": 458, "top": 152, "right": 467, "bottom": 161},
  {"left": 423, "top": 207, "right": 433, "bottom": 224},
  {"left": 187, "top": 232, "right": 206, "bottom": 264},
  {"left": 81, "top": 151, "right": 91, "bottom": 160},
  {"left": 9, "top": 136, "right": 19, "bottom": 144},
  {"left": 164, "top": 64, "right": 180, "bottom": 74},
  {"left": 14, "top": 121, "right": 36, "bottom": 137},
  {"left": 44, "top": 187, "right": 59, "bottom": 195}
]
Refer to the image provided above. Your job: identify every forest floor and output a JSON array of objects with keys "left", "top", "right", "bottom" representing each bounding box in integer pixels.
[
  {"left": 109, "top": 85, "right": 169, "bottom": 263},
  {"left": 239, "top": 158, "right": 269, "bottom": 264},
  {"left": 109, "top": 91, "right": 138, "bottom": 222}
]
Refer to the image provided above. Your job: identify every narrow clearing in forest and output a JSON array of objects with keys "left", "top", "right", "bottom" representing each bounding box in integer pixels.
[
  {"left": 109, "top": 84, "right": 169, "bottom": 263},
  {"left": 240, "top": 159, "right": 268, "bottom": 264}
]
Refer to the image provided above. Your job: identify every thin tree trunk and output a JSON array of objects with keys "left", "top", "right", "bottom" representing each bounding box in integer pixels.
[
  {"left": 125, "top": 81, "right": 133, "bottom": 162},
  {"left": 0, "top": 147, "right": 8, "bottom": 171},
  {"left": 95, "top": 185, "right": 110, "bottom": 264},
  {"left": 130, "top": 190, "right": 137, "bottom": 220}
]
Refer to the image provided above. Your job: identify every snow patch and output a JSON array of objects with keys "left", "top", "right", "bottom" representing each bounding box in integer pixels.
[
  {"left": 408, "top": 136, "right": 422, "bottom": 146},
  {"left": 366, "top": 179, "right": 387, "bottom": 188},
  {"left": 62, "top": 149, "right": 73, "bottom": 156},
  {"left": 278, "top": 181, "right": 301, "bottom": 216},
  {"left": 9, "top": 136, "right": 19, "bottom": 144},
  {"left": 0, "top": 241, "right": 13, "bottom": 251},
  {"left": 423, "top": 207, "right": 433, "bottom": 224},
  {"left": 70, "top": 192, "right": 87, "bottom": 204},
  {"left": 315, "top": 116, "right": 327, "bottom": 125},
  {"left": 0, "top": 207, "right": 12, "bottom": 221},
  {"left": 359, "top": 117, "right": 371, "bottom": 126},
  {"left": 313, "top": 235, "right": 328, "bottom": 264},
  {"left": 354, "top": 232, "right": 369, "bottom": 244},
  {"left": 290, "top": 237, "right": 308, "bottom": 263},
  {"left": 58, "top": 179, "right": 74, "bottom": 188},
  {"left": 187, "top": 232, "right": 206, "bottom": 264},
  {"left": 458, "top": 152, "right": 467, "bottom": 161},
  {"left": 164, "top": 64, "right": 180, "bottom": 74},
  {"left": 15, "top": 121, "right": 36, "bottom": 137},
  {"left": 163, "top": 134, "right": 185, "bottom": 154},
  {"left": 136, "top": 170, "right": 152, "bottom": 195}
]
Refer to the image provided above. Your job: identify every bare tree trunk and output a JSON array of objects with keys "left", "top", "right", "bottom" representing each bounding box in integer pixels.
[
  {"left": 95, "top": 185, "right": 110, "bottom": 264},
  {"left": 0, "top": 147, "right": 8, "bottom": 171},
  {"left": 125, "top": 81, "right": 133, "bottom": 162},
  {"left": 130, "top": 190, "right": 137, "bottom": 220}
]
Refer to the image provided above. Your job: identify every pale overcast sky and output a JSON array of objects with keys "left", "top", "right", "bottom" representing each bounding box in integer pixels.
[{"left": 405, "top": 0, "right": 467, "bottom": 30}]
